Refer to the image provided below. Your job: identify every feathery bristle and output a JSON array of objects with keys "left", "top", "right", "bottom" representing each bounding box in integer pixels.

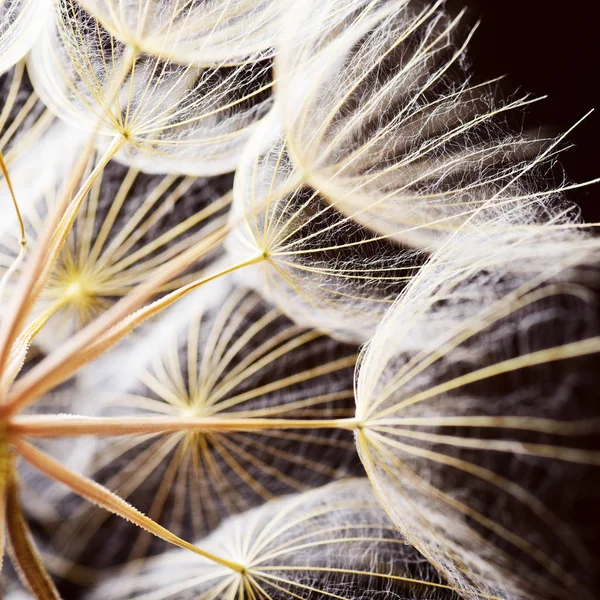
[
  {"left": 355, "top": 227, "right": 600, "bottom": 600},
  {"left": 75, "top": 0, "right": 286, "bottom": 66},
  {"left": 88, "top": 479, "right": 460, "bottom": 600},
  {"left": 28, "top": 0, "right": 274, "bottom": 176}
]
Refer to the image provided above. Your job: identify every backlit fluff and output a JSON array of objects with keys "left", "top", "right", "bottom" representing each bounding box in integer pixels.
[
  {"left": 88, "top": 479, "right": 460, "bottom": 600},
  {"left": 75, "top": 0, "right": 286, "bottom": 66},
  {"left": 355, "top": 226, "right": 600, "bottom": 600},
  {"left": 28, "top": 0, "right": 274, "bottom": 176},
  {"left": 276, "top": 0, "right": 557, "bottom": 246},
  {"left": 1, "top": 156, "right": 231, "bottom": 350},
  {"left": 0, "top": 0, "right": 48, "bottom": 74},
  {"left": 41, "top": 281, "right": 358, "bottom": 576},
  {"left": 0, "top": 0, "right": 598, "bottom": 598},
  {"left": 225, "top": 0, "right": 569, "bottom": 343}
]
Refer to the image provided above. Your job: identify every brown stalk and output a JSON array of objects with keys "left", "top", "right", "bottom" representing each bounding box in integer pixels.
[
  {"left": 0, "top": 45, "right": 138, "bottom": 381},
  {"left": 3, "top": 226, "right": 242, "bottom": 416},
  {"left": 8, "top": 415, "right": 360, "bottom": 438},
  {"left": 0, "top": 434, "right": 8, "bottom": 575},
  {"left": 11, "top": 437, "right": 245, "bottom": 573},
  {"left": 5, "top": 473, "right": 61, "bottom": 599},
  {"left": 0, "top": 483, "right": 5, "bottom": 576}
]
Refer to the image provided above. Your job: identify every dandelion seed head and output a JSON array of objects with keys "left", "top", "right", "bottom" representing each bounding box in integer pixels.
[
  {"left": 0, "top": 0, "right": 597, "bottom": 597},
  {"left": 1, "top": 156, "right": 230, "bottom": 352},
  {"left": 275, "top": 0, "right": 559, "bottom": 247}
]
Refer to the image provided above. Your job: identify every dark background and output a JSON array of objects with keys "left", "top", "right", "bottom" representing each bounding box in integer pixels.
[{"left": 446, "top": 0, "right": 599, "bottom": 221}]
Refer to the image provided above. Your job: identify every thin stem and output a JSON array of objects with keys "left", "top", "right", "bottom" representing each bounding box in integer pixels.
[
  {"left": 12, "top": 438, "right": 245, "bottom": 573},
  {"left": 4, "top": 253, "right": 261, "bottom": 417},
  {"left": 0, "top": 148, "right": 27, "bottom": 307},
  {"left": 2, "top": 226, "right": 230, "bottom": 418},
  {"left": 0, "top": 138, "right": 124, "bottom": 383},
  {"left": 8, "top": 415, "right": 361, "bottom": 438},
  {"left": 5, "top": 473, "right": 61, "bottom": 599},
  {"left": 0, "top": 148, "right": 26, "bottom": 245}
]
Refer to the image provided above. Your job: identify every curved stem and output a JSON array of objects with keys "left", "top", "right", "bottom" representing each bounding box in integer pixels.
[
  {"left": 0, "top": 148, "right": 26, "bottom": 244},
  {"left": 0, "top": 434, "right": 9, "bottom": 574},
  {"left": 0, "top": 148, "right": 27, "bottom": 307},
  {"left": 5, "top": 470, "right": 61, "bottom": 599},
  {"left": 0, "top": 138, "right": 124, "bottom": 384}
]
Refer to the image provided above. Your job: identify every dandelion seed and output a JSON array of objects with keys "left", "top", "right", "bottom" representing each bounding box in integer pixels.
[
  {"left": 226, "top": 109, "right": 426, "bottom": 343},
  {"left": 88, "top": 479, "right": 461, "bottom": 600},
  {"left": 76, "top": 0, "right": 286, "bottom": 66},
  {"left": 0, "top": 155, "right": 231, "bottom": 350},
  {"left": 28, "top": 0, "right": 274, "bottom": 176},
  {"left": 354, "top": 227, "right": 600, "bottom": 600},
  {"left": 32, "top": 282, "right": 359, "bottom": 578},
  {"left": 225, "top": 0, "right": 573, "bottom": 343},
  {"left": 278, "top": 0, "right": 569, "bottom": 241}
]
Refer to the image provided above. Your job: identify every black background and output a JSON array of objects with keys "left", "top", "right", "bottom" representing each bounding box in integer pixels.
[{"left": 446, "top": 0, "right": 599, "bottom": 221}]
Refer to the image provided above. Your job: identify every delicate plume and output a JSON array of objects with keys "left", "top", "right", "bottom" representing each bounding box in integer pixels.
[
  {"left": 0, "top": 0, "right": 598, "bottom": 598},
  {"left": 1, "top": 156, "right": 231, "bottom": 350},
  {"left": 275, "top": 0, "right": 558, "bottom": 248},
  {"left": 76, "top": 0, "right": 286, "bottom": 66},
  {"left": 27, "top": 0, "right": 274, "bottom": 176},
  {"left": 227, "top": 109, "right": 425, "bottom": 343},
  {"left": 39, "top": 281, "right": 358, "bottom": 575},
  {"left": 0, "top": 0, "right": 49, "bottom": 75},
  {"left": 355, "top": 226, "right": 600, "bottom": 600},
  {"left": 225, "top": 0, "right": 574, "bottom": 343},
  {"left": 88, "top": 479, "right": 459, "bottom": 600}
]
